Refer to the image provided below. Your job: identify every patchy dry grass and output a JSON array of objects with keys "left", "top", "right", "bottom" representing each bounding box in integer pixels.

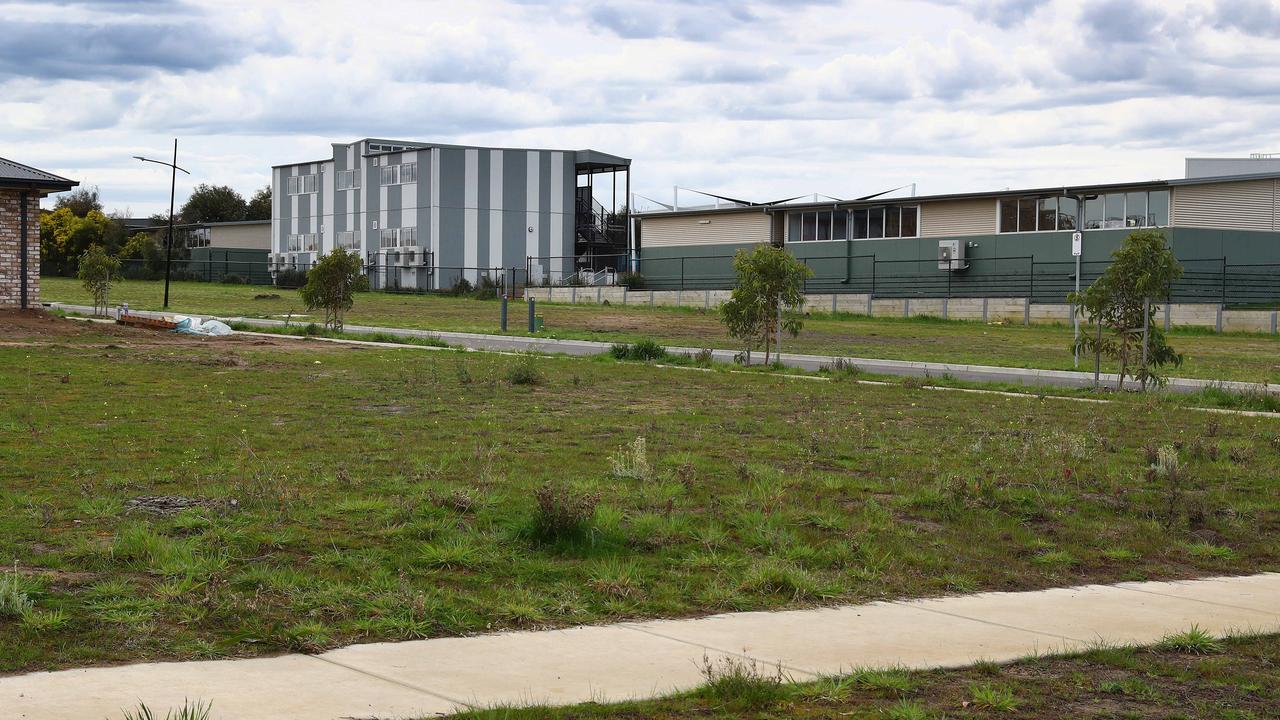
[{"left": 1, "top": 312, "right": 1278, "bottom": 673}]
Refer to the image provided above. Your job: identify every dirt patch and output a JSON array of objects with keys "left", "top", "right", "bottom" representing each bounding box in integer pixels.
[
  {"left": 356, "top": 403, "right": 412, "bottom": 414},
  {"left": 124, "top": 495, "right": 239, "bottom": 515}
]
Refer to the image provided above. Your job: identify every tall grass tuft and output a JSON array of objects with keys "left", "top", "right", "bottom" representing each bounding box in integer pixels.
[
  {"left": 118, "top": 700, "right": 212, "bottom": 720},
  {"left": 695, "top": 654, "right": 787, "bottom": 710}
]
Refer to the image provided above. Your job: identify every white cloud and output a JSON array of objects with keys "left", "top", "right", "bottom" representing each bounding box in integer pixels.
[{"left": 1, "top": 0, "right": 1278, "bottom": 214}]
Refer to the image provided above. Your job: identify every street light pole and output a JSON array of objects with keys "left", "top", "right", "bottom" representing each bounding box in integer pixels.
[{"left": 134, "top": 139, "right": 190, "bottom": 309}]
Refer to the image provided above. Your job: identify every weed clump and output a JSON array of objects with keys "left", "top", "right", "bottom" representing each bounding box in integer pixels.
[
  {"left": 505, "top": 353, "right": 543, "bottom": 386},
  {"left": 1158, "top": 626, "right": 1223, "bottom": 655},
  {"left": 696, "top": 654, "right": 787, "bottom": 710},
  {"left": 530, "top": 482, "right": 599, "bottom": 542},
  {"left": 609, "top": 436, "right": 651, "bottom": 480},
  {"left": 609, "top": 339, "right": 667, "bottom": 362},
  {"left": 118, "top": 700, "right": 212, "bottom": 720},
  {"left": 0, "top": 565, "right": 34, "bottom": 618}
]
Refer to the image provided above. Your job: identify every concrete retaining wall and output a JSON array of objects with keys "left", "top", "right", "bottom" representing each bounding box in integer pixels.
[{"left": 526, "top": 285, "right": 1279, "bottom": 333}]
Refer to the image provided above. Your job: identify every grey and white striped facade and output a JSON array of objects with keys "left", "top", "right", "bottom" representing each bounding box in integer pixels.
[{"left": 271, "top": 139, "right": 624, "bottom": 290}]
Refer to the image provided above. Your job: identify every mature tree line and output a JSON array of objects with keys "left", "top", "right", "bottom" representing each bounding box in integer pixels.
[{"left": 40, "top": 183, "right": 271, "bottom": 275}]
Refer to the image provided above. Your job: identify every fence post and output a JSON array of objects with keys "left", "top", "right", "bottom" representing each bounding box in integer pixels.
[
  {"left": 680, "top": 257, "right": 685, "bottom": 291},
  {"left": 1272, "top": 310, "right": 1278, "bottom": 335},
  {"left": 1023, "top": 298, "right": 1030, "bottom": 326},
  {"left": 870, "top": 258, "right": 877, "bottom": 299},
  {"left": 1220, "top": 257, "right": 1227, "bottom": 306},
  {"left": 500, "top": 295, "right": 508, "bottom": 332}
]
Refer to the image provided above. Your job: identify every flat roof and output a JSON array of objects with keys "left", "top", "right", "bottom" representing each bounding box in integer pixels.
[
  {"left": 273, "top": 139, "right": 630, "bottom": 168},
  {"left": 637, "top": 171, "right": 1280, "bottom": 219}
]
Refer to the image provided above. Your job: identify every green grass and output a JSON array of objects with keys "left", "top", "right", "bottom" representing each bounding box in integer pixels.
[
  {"left": 2, "top": 314, "right": 1279, "bottom": 673},
  {"left": 41, "top": 277, "right": 1280, "bottom": 384},
  {"left": 441, "top": 633, "right": 1280, "bottom": 719}
]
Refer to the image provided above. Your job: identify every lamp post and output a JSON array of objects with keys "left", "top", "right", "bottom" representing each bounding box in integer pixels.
[{"left": 134, "top": 139, "right": 190, "bottom": 309}]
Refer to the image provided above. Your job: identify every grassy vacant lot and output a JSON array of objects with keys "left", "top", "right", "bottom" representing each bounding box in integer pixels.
[
  {"left": 2, "top": 312, "right": 1278, "bottom": 674},
  {"left": 40, "top": 277, "right": 1280, "bottom": 384},
  {"left": 447, "top": 631, "right": 1280, "bottom": 720}
]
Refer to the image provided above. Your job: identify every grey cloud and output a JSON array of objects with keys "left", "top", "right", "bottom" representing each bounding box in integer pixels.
[
  {"left": 679, "top": 63, "right": 789, "bottom": 84},
  {"left": 970, "top": 0, "right": 1050, "bottom": 28},
  {"left": 1210, "top": 0, "right": 1280, "bottom": 37},
  {"left": 0, "top": 19, "right": 280, "bottom": 80},
  {"left": 1079, "top": 0, "right": 1166, "bottom": 44}
]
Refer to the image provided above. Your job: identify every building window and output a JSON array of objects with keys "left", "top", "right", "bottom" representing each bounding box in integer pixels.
[
  {"left": 851, "top": 206, "right": 918, "bottom": 240},
  {"left": 337, "top": 230, "right": 359, "bottom": 249},
  {"left": 792, "top": 206, "right": 919, "bottom": 242},
  {"left": 1081, "top": 190, "right": 1168, "bottom": 230},
  {"left": 287, "top": 174, "right": 318, "bottom": 195},
  {"left": 379, "top": 162, "right": 418, "bottom": 186},
  {"left": 337, "top": 169, "right": 360, "bottom": 190},
  {"left": 368, "top": 143, "right": 408, "bottom": 153},
  {"left": 286, "top": 233, "right": 317, "bottom": 251},
  {"left": 999, "top": 195, "right": 1084, "bottom": 232}
]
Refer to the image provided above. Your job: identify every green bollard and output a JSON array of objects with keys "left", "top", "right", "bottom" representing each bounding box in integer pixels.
[
  {"left": 500, "top": 295, "right": 508, "bottom": 332},
  {"left": 528, "top": 298, "right": 536, "bottom": 333}
]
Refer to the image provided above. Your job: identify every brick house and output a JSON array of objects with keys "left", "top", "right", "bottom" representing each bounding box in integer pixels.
[{"left": 0, "top": 158, "right": 78, "bottom": 309}]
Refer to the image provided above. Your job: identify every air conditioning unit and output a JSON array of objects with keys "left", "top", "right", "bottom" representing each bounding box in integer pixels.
[
  {"left": 400, "top": 249, "right": 415, "bottom": 266},
  {"left": 385, "top": 251, "right": 399, "bottom": 267},
  {"left": 938, "top": 239, "right": 968, "bottom": 271}
]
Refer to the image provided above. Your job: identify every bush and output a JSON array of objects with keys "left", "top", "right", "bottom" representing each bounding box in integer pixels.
[
  {"left": 449, "top": 277, "right": 474, "bottom": 296},
  {"left": 530, "top": 482, "right": 599, "bottom": 542},
  {"left": 275, "top": 267, "right": 308, "bottom": 289},
  {"left": 220, "top": 274, "right": 246, "bottom": 284},
  {"left": 609, "top": 339, "right": 667, "bottom": 362},
  {"left": 617, "top": 271, "right": 645, "bottom": 289}
]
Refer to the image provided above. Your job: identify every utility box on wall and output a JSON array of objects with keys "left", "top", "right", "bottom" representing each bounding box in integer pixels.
[{"left": 937, "top": 239, "right": 967, "bottom": 271}]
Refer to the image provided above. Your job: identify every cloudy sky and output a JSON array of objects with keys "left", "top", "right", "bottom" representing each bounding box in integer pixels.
[{"left": 3, "top": 0, "right": 1280, "bottom": 215}]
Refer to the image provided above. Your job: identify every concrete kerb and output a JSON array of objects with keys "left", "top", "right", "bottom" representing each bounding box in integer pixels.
[{"left": 48, "top": 302, "right": 1279, "bottom": 400}]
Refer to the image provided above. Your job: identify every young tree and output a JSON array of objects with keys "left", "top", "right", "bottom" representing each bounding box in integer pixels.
[
  {"left": 719, "top": 244, "right": 812, "bottom": 364},
  {"left": 180, "top": 184, "right": 247, "bottom": 223},
  {"left": 299, "top": 248, "right": 364, "bottom": 331},
  {"left": 54, "top": 186, "right": 103, "bottom": 217},
  {"left": 245, "top": 185, "right": 272, "bottom": 221},
  {"left": 77, "top": 244, "right": 121, "bottom": 316},
  {"left": 1070, "top": 229, "right": 1184, "bottom": 390}
]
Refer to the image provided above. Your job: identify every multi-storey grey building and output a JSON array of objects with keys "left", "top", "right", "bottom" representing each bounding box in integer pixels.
[{"left": 270, "top": 139, "right": 630, "bottom": 290}]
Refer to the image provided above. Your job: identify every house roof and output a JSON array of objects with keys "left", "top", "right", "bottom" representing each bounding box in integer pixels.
[{"left": 0, "top": 157, "right": 78, "bottom": 192}]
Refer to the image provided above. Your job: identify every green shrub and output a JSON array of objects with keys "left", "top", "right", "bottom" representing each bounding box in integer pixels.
[
  {"left": 617, "top": 271, "right": 645, "bottom": 289},
  {"left": 220, "top": 274, "right": 246, "bottom": 284},
  {"left": 274, "top": 267, "right": 308, "bottom": 289}
]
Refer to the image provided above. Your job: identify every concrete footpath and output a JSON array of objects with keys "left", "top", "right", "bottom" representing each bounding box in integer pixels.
[
  {"left": 5, "top": 574, "right": 1279, "bottom": 719},
  {"left": 46, "top": 302, "right": 1279, "bottom": 396}
]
